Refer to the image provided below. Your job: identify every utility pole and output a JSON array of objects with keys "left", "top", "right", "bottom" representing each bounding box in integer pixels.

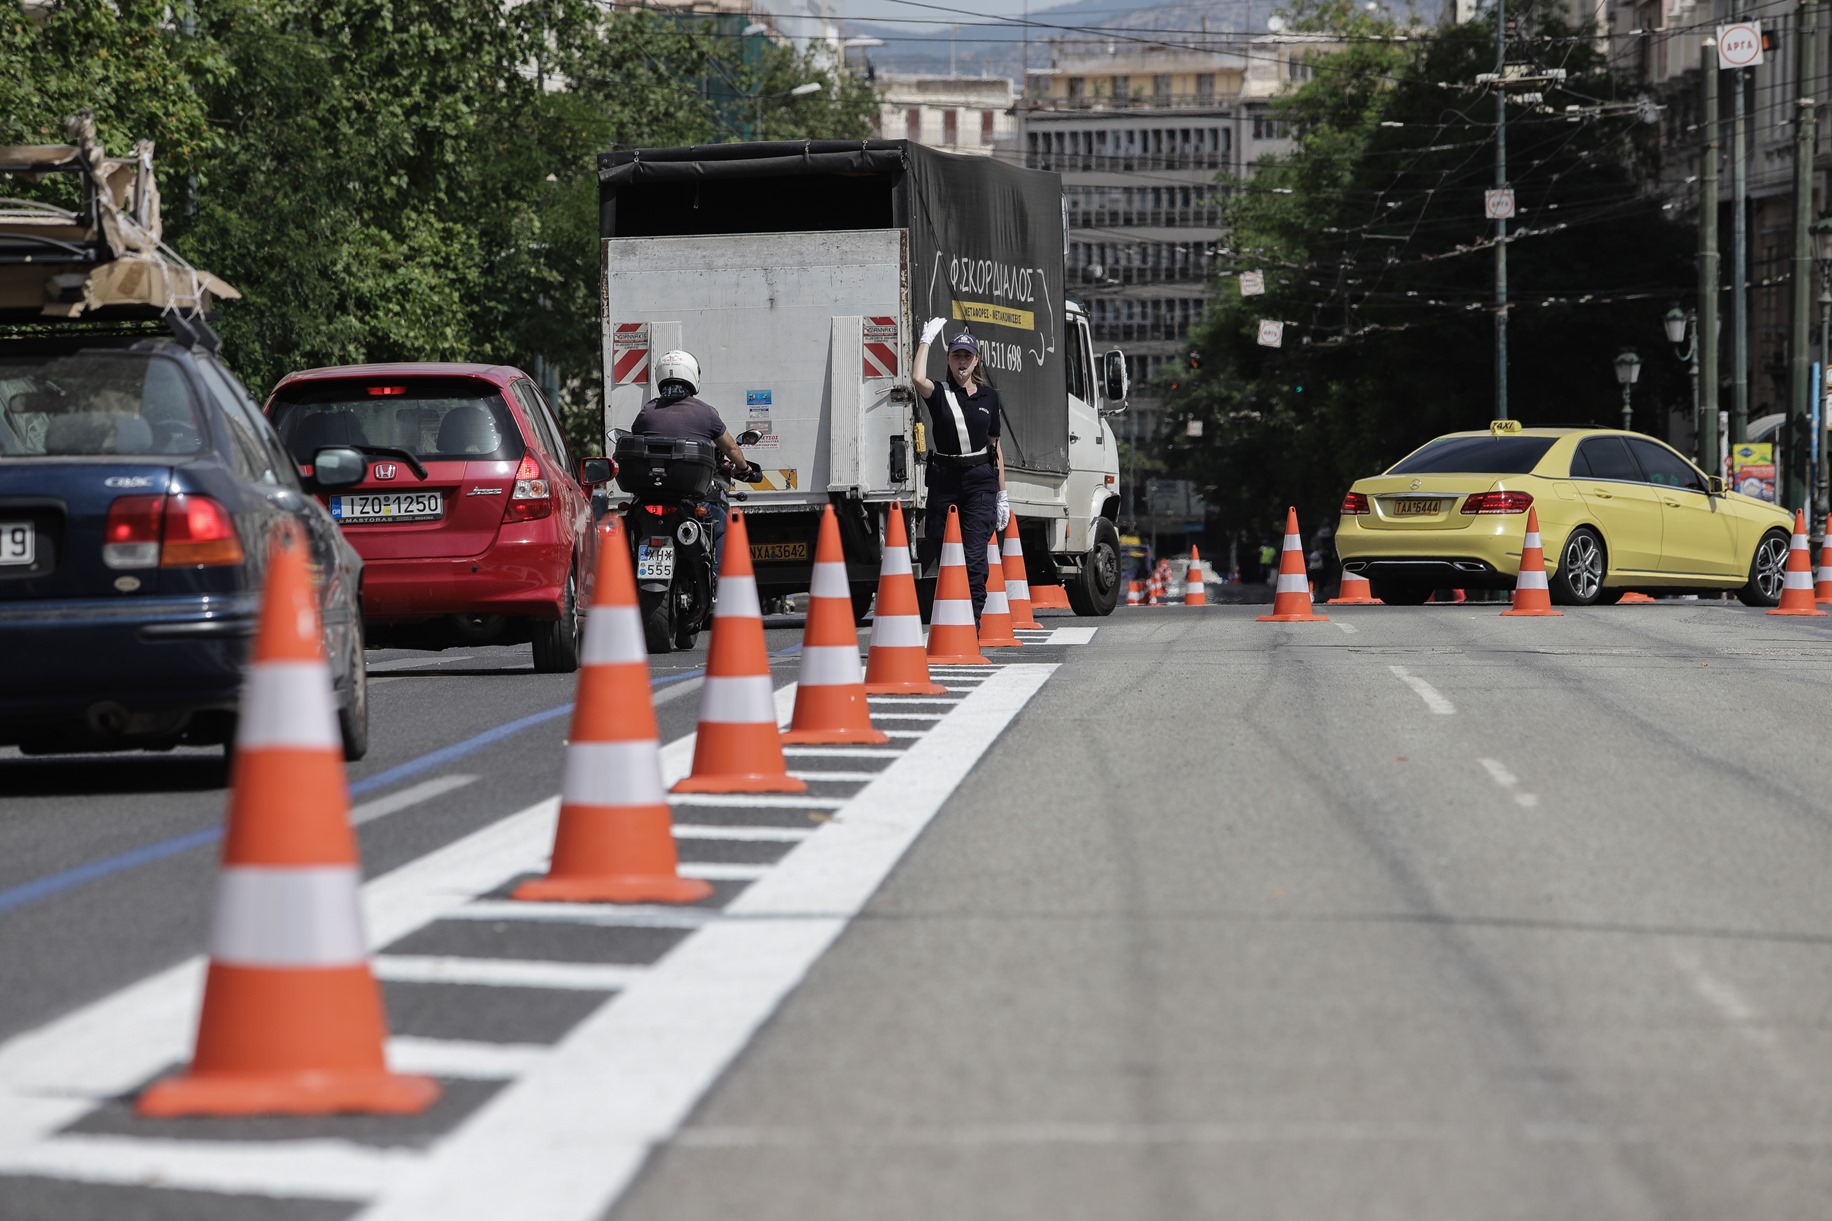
[
  {"left": 1701, "top": 40, "right": 1722, "bottom": 478},
  {"left": 1788, "top": 0, "right": 1820, "bottom": 515},
  {"left": 1734, "top": 65, "right": 1749, "bottom": 444},
  {"left": 1493, "top": 0, "right": 1509, "bottom": 421}
]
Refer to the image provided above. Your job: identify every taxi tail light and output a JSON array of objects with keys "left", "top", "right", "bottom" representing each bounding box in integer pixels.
[
  {"left": 1341, "top": 492, "right": 1370, "bottom": 515},
  {"left": 161, "top": 495, "right": 245, "bottom": 566},
  {"left": 504, "top": 454, "right": 553, "bottom": 522},
  {"left": 1460, "top": 490, "right": 1534, "bottom": 515},
  {"left": 103, "top": 495, "right": 165, "bottom": 568}
]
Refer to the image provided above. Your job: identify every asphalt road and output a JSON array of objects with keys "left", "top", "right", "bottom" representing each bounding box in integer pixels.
[{"left": 5, "top": 600, "right": 1832, "bottom": 1220}]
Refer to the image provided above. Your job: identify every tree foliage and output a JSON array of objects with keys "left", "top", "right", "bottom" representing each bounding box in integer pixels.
[
  {"left": 1165, "top": 0, "right": 1695, "bottom": 539},
  {"left": 2, "top": 0, "right": 881, "bottom": 454}
]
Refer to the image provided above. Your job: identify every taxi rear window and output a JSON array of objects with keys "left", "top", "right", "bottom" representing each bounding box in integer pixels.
[
  {"left": 269, "top": 377, "right": 523, "bottom": 465},
  {"left": 1388, "top": 435, "right": 1556, "bottom": 475}
]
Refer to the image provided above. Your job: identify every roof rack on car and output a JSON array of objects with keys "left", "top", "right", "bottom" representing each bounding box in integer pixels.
[{"left": 0, "top": 111, "right": 236, "bottom": 350}]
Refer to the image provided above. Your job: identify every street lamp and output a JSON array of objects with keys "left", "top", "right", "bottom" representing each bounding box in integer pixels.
[
  {"left": 754, "top": 81, "right": 822, "bottom": 141},
  {"left": 1811, "top": 213, "right": 1832, "bottom": 537},
  {"left": 1663, "top": 304, "right": 1700, "bottom": 462},
  {"left": 1614, "top": 348, "right": 1642, "bottom": 431}
]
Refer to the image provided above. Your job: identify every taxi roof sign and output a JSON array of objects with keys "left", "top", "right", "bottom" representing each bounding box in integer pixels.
[{"left": 1489, "top": 419, "right": 1523, "bottom": 435}]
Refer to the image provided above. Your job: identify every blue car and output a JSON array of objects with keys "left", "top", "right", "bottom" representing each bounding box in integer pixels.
[{"left": 0, "top": 329, "right": 370, "bottom": 758}]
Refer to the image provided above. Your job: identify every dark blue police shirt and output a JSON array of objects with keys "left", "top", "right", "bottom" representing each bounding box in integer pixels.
[{"left": 922, "top": 380, "right": 1001, "bottom": 456}]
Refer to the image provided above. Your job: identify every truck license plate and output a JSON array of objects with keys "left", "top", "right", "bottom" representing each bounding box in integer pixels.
[
  {"left": 331, "top": 492, "right": 444, "bottom": 523},
  {"left": 637, "top": 543, "right": 675, "bottom": 580},
  {"left": 750, "top": 542, "right": 809, "bottom": 561},
  {"left": 0, "top": 521, "right": 32, "bottom": 565}
]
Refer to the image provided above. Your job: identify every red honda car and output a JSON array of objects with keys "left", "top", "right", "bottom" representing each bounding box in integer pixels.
[{"left": 265, "top": 363, "right": 609, "bottom": 672}]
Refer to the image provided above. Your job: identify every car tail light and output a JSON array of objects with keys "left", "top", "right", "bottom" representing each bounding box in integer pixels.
[
  {"left": 366, "top": 385, "right": 408, "bottom": 396},
  {"left": 162, "top": 494, "right": 245, "bottom": 565},
  {"left": 504, "top": 454, "right": 553, "bottom": 522},
  {"left": 1460, "top": 491, "right": 1534, "bottom": 515},
  {"left": 103, "top": 495, "right": 165, "bottom": 568},
  {"left": 1341, "top": 492, "right": 1370, "bottom": 515},
  {"left": 103, "top": 493, "right": 244, "bottom": 568}
]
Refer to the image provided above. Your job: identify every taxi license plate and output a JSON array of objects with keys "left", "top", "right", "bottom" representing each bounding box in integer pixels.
[
  {"left": 1391, "top": 498, "right": 1442, "bottom": 516},
  {"left": 331, "top": 492, "right": 444, "bottom": 523},
  {"left": 750, "top": 542, "right": 809, "bottom": 562},
  {"left": 637, "top": 543, "right": 675, "bottom": 580},
  {"left": 0, "top": 521, "right": 32, "bottom": 565}
]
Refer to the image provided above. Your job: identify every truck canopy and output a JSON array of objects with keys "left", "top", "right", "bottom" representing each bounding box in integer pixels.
[{"left": 599, "top": 140, "right": 1070, "bottom": 475}]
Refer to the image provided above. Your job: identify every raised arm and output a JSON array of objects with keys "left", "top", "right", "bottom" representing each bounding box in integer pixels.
[{"left": 912, "top": 316, "right": 946, "bottom": 398}]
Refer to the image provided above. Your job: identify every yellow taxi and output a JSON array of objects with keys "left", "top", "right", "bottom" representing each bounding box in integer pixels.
[{"left": 1334, "top": 421, "right": 1795, "bottom": 606}]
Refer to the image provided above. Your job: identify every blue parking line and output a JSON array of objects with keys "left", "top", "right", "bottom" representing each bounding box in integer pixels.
[{"left": 0, "top": 646, "right": 802, "bottom": 918}]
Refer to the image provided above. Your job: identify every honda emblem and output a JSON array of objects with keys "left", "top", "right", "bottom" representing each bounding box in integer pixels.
[{"left": 373, "top": 463, "right": 398, "bottom": 480}]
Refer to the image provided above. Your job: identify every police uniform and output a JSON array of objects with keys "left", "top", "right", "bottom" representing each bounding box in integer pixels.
[{"left": 921, "top": 373, "right": 1002, "bottom": 619}]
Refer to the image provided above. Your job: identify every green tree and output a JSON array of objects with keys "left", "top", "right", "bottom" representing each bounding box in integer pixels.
[{"left": 1168, "top": 0, "right": 1694, "bottom": 539}]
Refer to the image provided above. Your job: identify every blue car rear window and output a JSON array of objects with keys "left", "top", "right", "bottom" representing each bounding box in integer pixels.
[
  {"left": 0, "top": 352, "right": 205, "bottom": 457},
  {"left": 1388, "top": 435, "right": 1557, "bottom": 475}
]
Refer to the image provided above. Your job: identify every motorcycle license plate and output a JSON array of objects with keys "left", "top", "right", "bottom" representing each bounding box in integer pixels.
[{"left": 636, "top": 542, "right": 675, "bottom": 580}]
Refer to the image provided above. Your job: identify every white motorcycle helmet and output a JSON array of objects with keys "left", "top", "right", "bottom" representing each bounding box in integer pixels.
[{"left": 654, "top": 349, "right": 701, "bottom": 400}]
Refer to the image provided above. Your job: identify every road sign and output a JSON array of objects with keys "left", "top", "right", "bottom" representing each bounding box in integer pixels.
[
  {"left": 1240, "top": 270, "right": 1265, "bottom": 297},
  {"left": 1717, "top": 22, "right": 1764, "bottom": 69},
  {"left": 1256, "top": 319, "right": 1284, "bottom": 348},
  {"left": 1186, "top": 419, "right": 1203, "bottom": 437},
  {"left": 1484, "top": 188, "right": 1516, "bottom": 220}
]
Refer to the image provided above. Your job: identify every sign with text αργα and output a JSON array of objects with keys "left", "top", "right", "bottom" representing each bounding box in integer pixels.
[
  {"left": 1256, "top": 319, "right": 1284, "bottom": 348},
  {"left": 1717, "top": 23, "right": 1764, "bottom": 69},
  {"left": 1240, "top": 270, "right": 1265, "bottom": 296}
]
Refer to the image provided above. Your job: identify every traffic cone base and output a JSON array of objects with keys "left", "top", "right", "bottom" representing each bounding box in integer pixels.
[
  {"left": 785, "top": 507, "right": 890, "bottom": 743},
  {"left": 674, "top": 719, "right": 810, "bottom": 792},
  {"left": 1619, "top": 591, "right": 1656, "bottom": 603},
  {"left": 1257, "top": 508, "right": 1328, "bottom": 622},
  {"left": 864, "top": 502, "right": 949, "bottom": 695},
  {"left": 927, "top": 508, "right": 990, "bottom": 664},
  {"left": 1501, "top": 507, "right": 1563, "bottom": 617},
  {"left": 1029, "top": 584, "right": 1071, "bottom": 610},
  {"left": 1327, "top": 571, "right": 1382, "bottom": 605}
]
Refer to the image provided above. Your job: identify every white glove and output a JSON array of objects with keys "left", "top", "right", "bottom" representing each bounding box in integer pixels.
[
  {"left": 995, "top": 490, "right": 1010, "bottom": 532},
  {"left": 920, "top": 316, "right": 946, "bottom": 346}
]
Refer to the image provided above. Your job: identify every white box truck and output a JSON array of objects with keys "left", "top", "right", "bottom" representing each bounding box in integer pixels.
[{"left": 598, "top": 140, "right": 1130, "bottom": 617}]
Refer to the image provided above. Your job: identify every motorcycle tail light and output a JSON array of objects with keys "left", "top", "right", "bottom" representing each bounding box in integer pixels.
[
  {"left": 643, "top": 503, "right": 670, "bottom": 517},
  {"left": 504, "top": 454, "right": 553, "bottom": 522}
]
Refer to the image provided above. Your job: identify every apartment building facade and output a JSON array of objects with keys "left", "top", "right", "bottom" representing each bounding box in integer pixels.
[{"left": 875, "top": 74, "right": 1015, "bottom": 155}]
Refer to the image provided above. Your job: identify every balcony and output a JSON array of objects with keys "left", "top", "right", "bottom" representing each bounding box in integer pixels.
[{"left": 1028, "top": 92, "right": 1232, "bottom": 113}]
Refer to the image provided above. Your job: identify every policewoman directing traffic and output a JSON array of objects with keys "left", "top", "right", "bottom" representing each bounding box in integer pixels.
[{"left": 913, "top": 317, "right": 1009, "bottom": 620}]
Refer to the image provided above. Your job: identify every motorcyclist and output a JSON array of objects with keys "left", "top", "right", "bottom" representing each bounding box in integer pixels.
[{"left": 630, "top": 349, "right": 761, "bottom": 566}]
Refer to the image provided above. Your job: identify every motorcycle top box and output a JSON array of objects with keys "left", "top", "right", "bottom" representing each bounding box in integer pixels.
[{"left": 613, "top": 435, "right": 717, "bottom": 498}]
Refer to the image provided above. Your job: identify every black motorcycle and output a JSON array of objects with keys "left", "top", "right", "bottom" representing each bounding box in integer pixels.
[{"left": 609, "top": 428, "right": 761, "bottom": 653}]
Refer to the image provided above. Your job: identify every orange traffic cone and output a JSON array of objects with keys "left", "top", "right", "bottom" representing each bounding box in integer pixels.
[
  {"left": 1001, "top": 516, "right": 1043, "bottom": 628},
  {"left": 1769, "top": 509, "right": 1827, "bottom": 617},
  {"left": 1126, "top": 581, "right": 1143, "bottom": 606},
  {"left": 514, "top": 520, "right": 714, "bottom": 904},
  {"left": 1500, "top": 507, "right": 1562, "bottom": 617},
  {"left": 1147, "top": 572, "right": 1163, "bottom": 605},
  {"left": 926, "top": 506, "right": 989, "bottom": 664},
  {"left": 1257, "top": 508, "right": 1328, "bottom": 622},
  {"left": 674, "top": 512, "right": 809, "bottom": 792},
  {"left": 1328, "top": 570, "right": 1382, "bottom": 605},
  {"left": 1183, "top": 547, "right": 1208, "bottom": 606},
  {"left": 978, "top": 532, "right": 1024, "bottom": 648},
  {"left": 1619, "top": 591, "right": 1656, "bottom": 604},
  {"left": 138, "top": 527, "right": 438, "bottom": 1118},
  {"left": 864, "top": 502, "right": 946, "bottom": 695},
  {"left": 1030, "top": 583, "right": 1072, "bottom": 610},
  {"left": 1816, "top": 533, "right": 1832, "bottom": 604},
  {"left": 784, "top": 507, "right": 890, "bottom": 743}
]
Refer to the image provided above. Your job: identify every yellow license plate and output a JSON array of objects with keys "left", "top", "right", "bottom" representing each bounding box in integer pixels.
[
  {"left": 1392, "top": 498, "right": 1441, "bottom": 515},
  {"left": 750, "top": 542, "right": 809, "bottom": 562}
]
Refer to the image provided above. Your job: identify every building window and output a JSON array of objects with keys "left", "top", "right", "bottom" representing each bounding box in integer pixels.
[
  {"left": 1196, "top": 73, "right": 1215, "bottom": 103},
  {"left": 981, "top": 110, "right": 995, "bottom": 144},
  {"left": 1113, "top": 76, "right": 1130, "bottom": 106},
  {"left": 1154, "top": 74, "right": 1172, "bottom": 105},
  {"left": 906, "top": 108, "right": 922, "bottom": 142},
  {"left": 942, "top": 109, "right": 958, "bottom": 145},
  {"left": 1067, "top": 76, "right": 1085, "bottom": 105}
]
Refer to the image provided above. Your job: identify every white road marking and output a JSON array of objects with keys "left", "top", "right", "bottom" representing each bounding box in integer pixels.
[
  {"left": 1037, "top": 627, "right": 1097, "bottom": 644},
  {"left": 372, "top": 956, "right": 647, "bottom": 992},
  {"left": 0, "top": 1135, "right": 409, "bottom": 1200},
  {"left": 866, "top": 711, "right": 946, "bottom": 721},
  {"left": 366, "top": 656, "right": 476, "bottom": 673},
  {"left": 352, "top": 774, "right": 478, "bottom": 826},
  {"left": 1668, "top": 947, "right": 1782, "bottom": 1053},
  {"left": 386, "top": 1036, "right": 548, "bottom": 1080},
  {"left": 1475, "top": 758, "right": 1540, "bottom": 809},
  {"left": 783, "top": 746, "right": 906, "bottom": 759},
  {"left": 450, "top": 901, "right": 718, "bottom": 930},
  {"left": 353, "top": 664, "right": 1056, "bottom": 1221},
  {"left": 1389, "top": 665, "right": 1456, "bottom": 715},
  {"left": 883, "top": 730, "right": 931, "bottom": 738},
  {"left": 1335, "top": 621, "right": 1359, "bottom": 635},
  {"left": 667, "top": 794, "right": 847, "bottom": 810},
  {"left": 789, "top": 770, "right": 885, "bottom": 783},
  {"left": 672, "top": 824, "right": 813, "bottom": 841},
  {"left": 677, "top": 862, "right": 772, "bottom": 880},
  {"left": 865, "top": 697, "right": 961, "bottom": 705}
]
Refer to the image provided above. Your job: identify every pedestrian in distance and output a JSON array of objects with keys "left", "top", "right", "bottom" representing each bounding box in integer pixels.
[
  {"left": 631, "top": 349, "right": 763, "bottom": 567},
  {"left": 913, "top": 317, "right": 1008, "bottom": 620}
]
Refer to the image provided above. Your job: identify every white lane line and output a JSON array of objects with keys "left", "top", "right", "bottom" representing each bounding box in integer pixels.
[
  {"left": 672, "top": 825, "right": 812, "bottom": 841},
  {"left": 0, "top": 1134, "right": 409, "bottom": 1200},
  {"left": 865, "top": 697, "right": 960, "bottom": 705},
  {"left": 883, "top": 730, "right": 930, "bottom": 738},
  {"left": 353, "top": 664, "right": 1056, "bottom": 1221},
  {"left": 450, "top": 902, "right": 717, "bottom": 930},
  {"left": 386, "top": 1036, "right": 548, "bottom": 1080},
  {"left": 1668, "top": 947, "right": 1782, "bottom": 1053},
  {"left": 667, "top": 794, "right": 847, "bottom": 810},
  {"left": 1476, "top": 758, "right": 1540, "bottom": 809},
  {"left": 789, "top": 770, "right": 884, "bottom": 783},
  {"left": 353, "top": 774, "right": 478, "bottom": 826},
  {"left": 1388, "top": 665, "right": 1456, "bottom": 715},
  {"left": 1335, "top": 621, "right": 1359, "bottom": 635},
  {"left": 372, "top": 956, "right": 646, "bottom": 992},
  {"left": 1040, "top": 627, "right": 1097, "bottom": 644},
  {"left": 783, "top": 746, "right": 905, "bottom": 759},
  {"left": 677, "top": 862, "right": 771, "bottom": 881},
  {"left": 867, "top": 712, "right": 946, "bottom": 721}
]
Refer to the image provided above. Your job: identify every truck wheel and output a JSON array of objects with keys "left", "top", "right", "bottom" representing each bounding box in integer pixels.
[
  {"left": 850, "top": 583, "right": 875, "bottom": 624},
  {"left": 1066, "top": 519, "right": 1122, "bottom": 616}
]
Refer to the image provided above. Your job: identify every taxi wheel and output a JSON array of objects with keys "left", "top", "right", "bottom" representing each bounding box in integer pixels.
[
  {"left": 1550, "top": 527, "right": 1606, "bottom": 606},
  {"left": 1736, "top": 529, "right": 1791, "bottom": 607}
]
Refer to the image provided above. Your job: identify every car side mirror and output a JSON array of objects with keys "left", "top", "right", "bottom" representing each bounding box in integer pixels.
[
  {"left": 1706, "top": 474, "right": 1728, "bottom": 496},
  {"left": 309, "top": 446, "right": 366, "bottom": 489},
  {"left": 1102, "top": 350, "right": 1130, "bottom": 411},
  {"left": 736, "top": 428, "right": 763, "bottom": 445},
  {"left": 579, "top": 457, "right": 613, "bottom": 486}
]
